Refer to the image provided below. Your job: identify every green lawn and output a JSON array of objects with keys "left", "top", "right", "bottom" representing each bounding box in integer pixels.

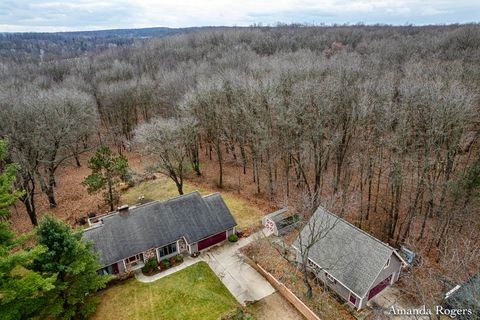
[
  {"left": 92, "top": 262, "right": 238, "bottom": 320},
  {"left": 122, "top": 176, "right": 264, "bottom": 228}
]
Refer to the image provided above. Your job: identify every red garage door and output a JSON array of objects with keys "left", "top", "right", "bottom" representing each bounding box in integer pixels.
[
  {"left": 198, "top": 231, "right": 227, "bottom": 250},
  {"left": 368, "top": 274, "right": 392, "bottom": 300}
]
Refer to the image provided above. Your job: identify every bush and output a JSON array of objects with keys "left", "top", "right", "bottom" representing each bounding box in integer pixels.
[
  {"left": 147, "top": 257, "right": 158, "bottom": 270},
  {"left": 228, "top": 234, "right": 238, "bottom": 242},
  {"left": 175, "top": 255, "right": 183, "bottom": 263},
  {"left": 142, "top": 257, "right": 158, "bottom": 274},
  {"left": 161, "top": 259, "right": 170, "bottom": 269}
]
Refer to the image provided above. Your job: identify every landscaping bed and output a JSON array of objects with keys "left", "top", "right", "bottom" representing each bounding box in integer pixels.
[
  {"left": 93, "top": 262, "right": 239, "bottom": 320},
  {"left": 141, "top": 255, "right": 184, "bottom": 276}
]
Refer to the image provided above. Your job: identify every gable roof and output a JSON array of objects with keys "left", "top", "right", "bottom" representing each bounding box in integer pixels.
[
  {"left": 82, "top": 191, "right": 236, "bottom": 267},
  {"left": 293, "top": 206, "right": 400, "bottom": 298}
]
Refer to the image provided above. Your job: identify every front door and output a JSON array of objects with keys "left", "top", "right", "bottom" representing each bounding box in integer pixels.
[{"left": 112, "top": 263, "right": 119, "bottom": 274}]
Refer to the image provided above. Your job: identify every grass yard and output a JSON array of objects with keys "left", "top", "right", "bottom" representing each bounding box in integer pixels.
[
  {"left": 92, "top": 262, "right": 238, "bottom": 320},
  {"left": 122, "top": 176, "right": 264, "bottom": 228}
]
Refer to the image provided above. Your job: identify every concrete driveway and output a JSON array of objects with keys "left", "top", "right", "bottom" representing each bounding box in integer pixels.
[
  {"left": 201, "top": 230, "right": 276, "bottom": 305},
  {"left": 368, "top": 285, "right": 430, "bottom": 320}
]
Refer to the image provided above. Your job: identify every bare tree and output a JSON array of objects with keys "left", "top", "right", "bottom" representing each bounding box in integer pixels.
[{"left": 135, "top": 117, "right": 197, "bottom": 195}]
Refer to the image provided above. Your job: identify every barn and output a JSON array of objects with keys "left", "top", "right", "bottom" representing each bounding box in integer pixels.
[{"left": 83, "top": 191, "right": 237, "bottom": 275}]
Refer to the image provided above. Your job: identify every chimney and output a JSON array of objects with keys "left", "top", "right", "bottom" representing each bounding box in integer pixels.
[{"left": 118, "top": 205, "right": 129, "bottom": 217}]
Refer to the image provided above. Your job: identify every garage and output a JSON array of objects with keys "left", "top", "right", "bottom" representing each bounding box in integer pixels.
[
  {"left": 368, "top": 274, "right": 392, "bottom": 300},
  {"left": 197, "top": 231, "right": 227, "bottom": 250}
]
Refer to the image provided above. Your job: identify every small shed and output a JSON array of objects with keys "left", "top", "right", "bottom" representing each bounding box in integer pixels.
[{"left": 262, "top": 207, "right": 300, "bottom": 236}]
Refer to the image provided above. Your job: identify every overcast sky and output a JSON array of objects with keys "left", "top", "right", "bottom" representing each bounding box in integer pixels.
[{"left": 0, "top": 0, "right": 479, "bottom": 32}]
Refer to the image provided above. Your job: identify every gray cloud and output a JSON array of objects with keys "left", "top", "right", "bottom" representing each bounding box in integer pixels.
[{"left": 0, "top": 0, "right": 478, "bottom": 32}]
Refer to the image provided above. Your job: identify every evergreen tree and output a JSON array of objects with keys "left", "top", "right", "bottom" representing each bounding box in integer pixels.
[
  {"left": 82, "top": 146, "right": 129, "bottom": 211},
  {"left": 0, "top": 223, "right": 56, "bottom": 320},
  {"left": 0, "top": 139, "right": 55, "bottom": 320},
  {"left": 33, "top": 216, "right": 110, "bottom": 319},
  {"left": 0, "top": 139, "right": 24, "bottom": 217}
]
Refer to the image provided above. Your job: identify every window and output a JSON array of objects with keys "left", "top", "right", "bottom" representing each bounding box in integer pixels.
[
  {"left": 126, "top": 253, "right": 143, "bottom": 263},
  {"left": 325, "top": 272, "right": 337, "bottom": 284},
  {"left": 384, "top": 258, "right": 390, "bottom": 269},
  {"left": 349, "top": 293, "right": 357, "bottom": 305},
  {"left": 307, "top": 259, "right": 322, "bottom": 274},
  {"left": 158, "top": 243, "right": 177, "bottom": 258}
]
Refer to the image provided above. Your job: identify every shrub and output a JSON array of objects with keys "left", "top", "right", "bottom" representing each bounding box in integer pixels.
[
  {"left": 175, "top": 255, "right": 184, "bottom": 263},
  {"left": 228, "top": 234, "right": 238, "bottom": 242},
  {"left": 161, "top": 259, "right": 170, "bottom": 269},
  {"left": 142, "top": 257, "right": 158, "bottom": 274},
  {"left": 148, "top": 257, "right": 158, "bottom": 270}
]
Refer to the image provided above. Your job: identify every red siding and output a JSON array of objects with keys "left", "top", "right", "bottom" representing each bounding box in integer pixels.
[
  {"left": 197, "top": 231, "right": 227, "bottom": 250},
  {"left": 368, "top": 274, "right": 392, "bottom": 300}
]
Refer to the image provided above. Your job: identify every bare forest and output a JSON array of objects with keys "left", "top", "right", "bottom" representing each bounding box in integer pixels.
[{"left": 1, "top": 24, "right": 480, "bottom": 307}]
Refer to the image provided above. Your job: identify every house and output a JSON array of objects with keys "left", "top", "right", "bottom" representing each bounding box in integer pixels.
[
  {"left": 82, "top": 191, "right": 237, "bottom": 275},
  {"left": 444, "top": 273, "right": 480, "bottom": 319},
  {"left": 292, "top": 206, "right": 406, "bottom": 310}
]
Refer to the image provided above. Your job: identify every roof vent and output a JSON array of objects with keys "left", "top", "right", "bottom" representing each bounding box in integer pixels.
[{"left": 118, "top": 205, "right": 129, "bottom": 217}]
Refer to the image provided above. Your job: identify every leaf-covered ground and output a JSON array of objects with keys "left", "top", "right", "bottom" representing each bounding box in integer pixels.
[{"left": 122, "top": 175, "right": 265, "bottom": 229}]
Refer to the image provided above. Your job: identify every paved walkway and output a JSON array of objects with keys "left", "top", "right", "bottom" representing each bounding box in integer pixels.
[
  {"left": 135, "top": 229, "right": 276, "bottom": 305},
  {"left": 135, "top": 255, "right": 201, "bottom": 283}
]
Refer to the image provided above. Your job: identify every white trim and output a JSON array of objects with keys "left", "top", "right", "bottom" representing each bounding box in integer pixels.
[
  {"left": 364, "top": 252, "right": 402, "bottom": 299},
  {"left": 392, "top": 250, "right": 408, "bottom": 266},
  {"left": 349, "top": 292, "right": 359, "bottom": 307},
  {"left": 292, "top": 246, "right": 364, "bottom": 298},
  {"left": 156, "top": 241, "right": 178, "bottom": 260},
  {"left": 195, "top": 229, "right": 228, "bottom": 243},
  {"left": 384, "top": 257, "right": 390, "bottom": 269}
]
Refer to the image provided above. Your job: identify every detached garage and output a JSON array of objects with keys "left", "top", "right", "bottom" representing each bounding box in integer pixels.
[{"left": 293, "top": 206, "right": 406, "bottom": 310}]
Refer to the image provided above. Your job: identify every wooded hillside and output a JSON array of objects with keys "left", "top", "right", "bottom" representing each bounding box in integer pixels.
[{"left": 1, "top": 24, "right": 479, "bottom": 305}]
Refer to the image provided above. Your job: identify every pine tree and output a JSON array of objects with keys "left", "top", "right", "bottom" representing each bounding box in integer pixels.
[
  {"left": 82, "top": 146, "right": 129, "bottom": 211},
  {"left": 0, "top": 139, "right": 55, "bottom": 320},
  {"left": 33, "top": 216, "right": 110, "bottom": 319},
  {"left": 0, "top": 139, "right": 24, "bottom": 218}
]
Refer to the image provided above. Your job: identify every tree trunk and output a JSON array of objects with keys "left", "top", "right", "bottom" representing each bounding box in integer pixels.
[
  {"left": 365, "top": 157, "right": 374, "bottom": 221},
  {"left": 215, "top": 139, "right": 223, "bottom": 188},
  {"left": 108, "top": 177, "right": 114, "bottom": 212},
  {"left": 239, "top": 143, "right": 247, "bottom": 175},
  {"left": 21, "top": 178, "right": 38, "bottom": 226}
]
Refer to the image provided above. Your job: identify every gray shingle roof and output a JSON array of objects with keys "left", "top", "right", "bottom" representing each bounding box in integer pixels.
[
  {"left": 82, "top": 191, "right": 236, "bottom": 266},
  {"left": 293, "top": 206, "right": 394, "bottom": 298}
]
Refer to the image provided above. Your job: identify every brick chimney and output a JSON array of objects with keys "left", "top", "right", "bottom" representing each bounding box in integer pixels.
[{"left": 118, "top": 205, "right": 129, "bottom": 217}]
